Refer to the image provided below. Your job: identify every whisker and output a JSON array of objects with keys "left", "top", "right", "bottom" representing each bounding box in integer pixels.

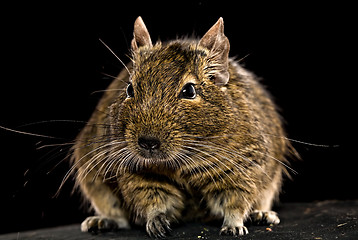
[
  {"left": 183, "top": 142, "right": 257, "bottom": 188},
  {"left": 181, "top": 145, "right": 237, "bottom": 187},
  {"left": 180, "top": 148, "right": 219, "bottom": 189},
  {"left": 102, "top": 147, "right": 130, "bottom": 179},
  {"left": 251, "top": 149, "right": 298, "bottom": 175},
  {"left": 99, "top": 38, "right": 131, "bottom": 76},
  {"left": 181, "top": 134, "right": 299, "bottom": 176},
  {"left": 16, "top": 119, "right": 88, "bottom": 128},
  {"left": 279, "top": 136, "right": 338, "bottom": 148},
  {"left": 115, "top": 148, "right": 133, "bottom": 176},
  {"left": 0, "top": 125, "right": 62, "bottom": 139},
  {"left": 175, "top": 151, "right": 199, "bottom": 177},
  {"left": 100, "top": 71, "right": 118, "bottom": 80},
  {"left": 36, "top": 141, "right": 76, "bottom": 150},
  {"left": 182, "top": 139, "right": 269, "bottom": 179},
  {"left": 82, "top": 149, "right": 112, "bottom": 183},
  {"left": 76, "top": 140, "right": 127, "bottom": 184},
  {"left": 91, "top": 88, "right": 126, "bottom": 95},
  {"left": 56, "top": 141, "right": 119, "bottom": 194}
]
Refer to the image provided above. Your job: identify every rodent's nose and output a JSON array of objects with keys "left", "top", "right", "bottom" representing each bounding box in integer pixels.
[{"left": 138, "top": 137, "right": 161, "bottom": 151}]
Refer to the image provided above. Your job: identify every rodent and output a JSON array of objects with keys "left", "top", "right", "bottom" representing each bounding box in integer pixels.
[{"left": 72, "top": 16, "right": 293, "bottom": 238}]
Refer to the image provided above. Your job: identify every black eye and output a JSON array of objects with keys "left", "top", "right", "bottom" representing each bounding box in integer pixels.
[
  {"left": 126, "top": 82, "right": 134, "bottom": 98},
  {"left": 180, "top": 83, "right": 196, "bottom": 99},
  {"left": 208, "top": 74, "right": 215, "bottom": 81}
]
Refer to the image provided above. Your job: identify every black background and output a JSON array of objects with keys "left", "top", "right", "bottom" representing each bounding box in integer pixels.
[{"left": 0, "top": 1, "right": 355, "bottom": 234}]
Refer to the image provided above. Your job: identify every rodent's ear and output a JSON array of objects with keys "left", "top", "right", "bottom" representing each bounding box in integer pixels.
[
  {"left": 199, "top": 17, "right": 230, "bottom": 85},
  {"left": 131, "top": 16, "right": 153, "bottom": 51}
]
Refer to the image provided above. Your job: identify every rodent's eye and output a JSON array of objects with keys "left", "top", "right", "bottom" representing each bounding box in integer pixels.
[
  {"left": 126, "top": 82, "right": 134, "bottom": 98},
  {"left": 208, "top": 74, "right": 215, "bottom": 81},
  {"left": 179, "top": 83, "right": 196, "bottom": 99}
]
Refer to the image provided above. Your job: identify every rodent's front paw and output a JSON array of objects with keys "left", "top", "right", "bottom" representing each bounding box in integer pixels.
[
  {"left": 146, "top": 213, "right": 171, "bottom": 238},
  {"left": 81, "top": 216, "right": 129, "bottom": 233},
  {"left": 219, "top": 225, "right": 249, "bottom": 236},
  {"left": 249, "top": 210, "right": 280, "bottom": 225}
]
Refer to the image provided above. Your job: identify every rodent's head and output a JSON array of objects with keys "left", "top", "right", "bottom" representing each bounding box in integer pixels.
[{"left": 110, "top": 17, "right": 234, "bottom": 172}]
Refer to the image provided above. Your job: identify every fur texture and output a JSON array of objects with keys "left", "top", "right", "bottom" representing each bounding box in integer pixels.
[{"left": 72, "top": 17, "right": 292, "bottom": 237}]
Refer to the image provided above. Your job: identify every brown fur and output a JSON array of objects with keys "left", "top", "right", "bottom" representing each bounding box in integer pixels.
[{"left": 72, "top": 17, "right": 292, "bottom": 237}]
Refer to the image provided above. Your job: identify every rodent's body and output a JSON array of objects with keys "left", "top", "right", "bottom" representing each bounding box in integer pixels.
[{"left": 73, "top": 17, "right": 291, "bottom": 237}]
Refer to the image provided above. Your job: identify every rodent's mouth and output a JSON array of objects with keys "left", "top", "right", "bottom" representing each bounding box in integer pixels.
[
  {"left": 137, "top": 146, "right": 175, "bottom": 162},
  {"left": 124, "top": 146, "right": 182, "bottom": 172},
  {"left": 135, "top": 136, "right": 176, "bottom": 163},
  {"left": 138, "top": 149, "right": 165, "bottom": 160},
  {"left": 121, "top": 134, "right": 183, "bottom": 171}
]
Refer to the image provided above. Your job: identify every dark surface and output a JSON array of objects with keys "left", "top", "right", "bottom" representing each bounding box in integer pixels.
[{"left": 2, "top": 200, "right": 357, "bottom": 240}]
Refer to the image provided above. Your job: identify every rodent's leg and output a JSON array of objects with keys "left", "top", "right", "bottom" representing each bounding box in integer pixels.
[
  {"left": 250, "top": 171, "right": 281, "bottom": 225},
  {"left": 79, "top": 175, "right": 130, "bottom": 232},
  {"left": 120, "top": 173, "right": 185, "bottom": 238},
  {"left": 249, "top": 210, "right": 280, "bottom": 225},
  {"left": 205, "top": 190, "right": 250, "bottom": 236},
  {"left": 220, "top": 211, "right": 249, "bottom": 236},
  {"left": 81, "top": 216, "right": 126, "bottom": 233}
]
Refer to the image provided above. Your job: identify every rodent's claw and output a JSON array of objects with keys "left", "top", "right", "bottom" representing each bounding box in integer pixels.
[
  {"left": 81, "top": 216, "right": 129, "bottom": 233},
  {"left": 249, "top": 210, "right": 280, "bottom": 225},
  {"left": 146, "top": 213, "right": 171, "bottom": 238},
  {"left": 219, "top": 225, "right": 249, "bottom": 236}
]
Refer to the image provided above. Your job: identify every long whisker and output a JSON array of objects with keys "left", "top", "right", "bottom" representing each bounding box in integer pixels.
[
  {"left": 56, "top": 141, "right": 119, "bottom": 194},
  {"left": 182, "top": 145, "right": 239, "bottom": 187},
  {"left": 182, "top": 139, "right": 269, "bottom": 180},
  {"left": 91, "top": 88, "right": 126, "bottom": 95},
  {"left": 115, "top": 148, "right": 134, "bottom": 176},
  {"left": 185, "top": 133, "right": 336, "bottom": 149},
  {"left": 73, "top": 140, "right": 126, "bottom": 187},
  {"left": 37, "top": 141, "right": 76, "bottom": 150},
  {"left": 182, "top": 134, "right": 299, "bottom": 175},
  {"left": 102, "top": 147, "right": 130, "bottom": 179},
  {"left": 262, "top": 133, "right": 339, "bottom": 148},
  {"left": 250, "top": 149, "right": 298, "bottom": 175},
  {"left": 0, "top": 125, "right": 62, "bottom": 139},
  {"left": 81, "top": 148, "right": 112, "bottom": 183},
  {"left": 180, "top": 148, "right": 219, "bottom": 189},
  {"left": 99, "top": 38, "right": 131, "bottom": 76},
  {"left": 176, "top": 151, "right": 199, "bottom": 177},
  {"left": 183, "top": 142, "right": 258, "bottom": 187},
  {"left": 17, "top": 119, "right": 88, "bottom": 128}
]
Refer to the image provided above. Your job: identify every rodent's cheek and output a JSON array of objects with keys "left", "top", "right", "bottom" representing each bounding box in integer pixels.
[
  {"left": 122, "top": 127, "right": 143, "bottom": 156},
  {"left": 123, "top": 121, "right": 137, "bottom": 141},
  {"left": 109, "top": 102, "right": 132, "bottom": 136},
  {"left": 180, "top": 101, "right": 232, "bottom": 137}
]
